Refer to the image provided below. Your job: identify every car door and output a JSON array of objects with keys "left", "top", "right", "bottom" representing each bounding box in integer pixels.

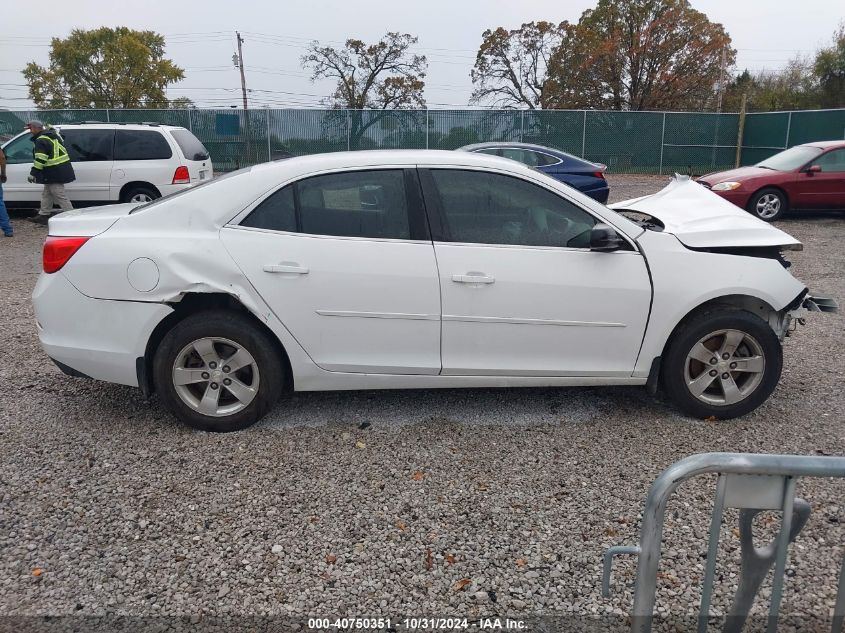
[
  {"left": 58, "top": 128, "right": 115, "bottom": 203},
  {"left": 420, "top": 167, "right": 651, "bottom": 377},
  {"left": 111, "top": 129, "right": 174, "bottom": 201},
  {"left": 801, "top": 148, "right": 845, "bottom": 208},
  {"left": 221, "top": 168, "right": 442, "bottom": 375},
  {"left": 0, "top": 132, "right": 40, "bottom": 204}
]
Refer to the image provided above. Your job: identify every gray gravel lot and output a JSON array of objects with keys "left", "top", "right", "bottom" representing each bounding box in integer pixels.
[{"left": 1, "top": 174, "right": 844, "bottom": 629}]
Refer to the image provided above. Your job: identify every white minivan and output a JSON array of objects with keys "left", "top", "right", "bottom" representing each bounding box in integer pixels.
[{"left": 1, "top": 122, "right": 213, "bottom": 208}]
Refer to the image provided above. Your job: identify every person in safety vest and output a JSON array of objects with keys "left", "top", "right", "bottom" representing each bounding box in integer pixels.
[{"left": 24, "top": 120, "right": 75, "bottom": 226}]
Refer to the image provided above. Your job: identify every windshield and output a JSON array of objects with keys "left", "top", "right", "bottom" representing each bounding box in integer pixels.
[{"left": 757, "top": 145, "right": 824, "bottom": 171}]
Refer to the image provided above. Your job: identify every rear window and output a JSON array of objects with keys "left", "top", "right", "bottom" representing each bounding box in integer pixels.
[
  {"left": 170, "top": 128, "right": 210, "bottom": 161},
  {"left": 115, "top": 129, "right": 172, "bottom": 161}
]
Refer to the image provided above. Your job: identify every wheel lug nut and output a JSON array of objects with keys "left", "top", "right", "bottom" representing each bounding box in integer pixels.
[
  {"left": 709, "top": 358, "right": 718, "bottom": 365},
  {"left": 209, "top": 361, "right": 217, "bottom": 369},
  {"left": 222, "top": 365, "right": 230, "bottom": 373},
  {"left": 709, "top": 370, "right": 718, "bottom": 377},
  {"left": 223, "top": 378, "right": 232, "bottom": 386},
  {"left": 201, "top": 372, "right": 210, "bottom": 380},
  {"left": 721, "top": 373, "right": 729, "bottom": 380},
  {"left": 722, "top": 353, "right": 730, "bottom": 360},
  {"left": 730, "top": 362, "right": 737, "bottom": 369},
  {"left": 210, "top": 382, "right": 219, "bottom": 389}
]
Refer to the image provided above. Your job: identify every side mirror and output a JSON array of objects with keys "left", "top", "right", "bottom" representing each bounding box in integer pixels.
[
  {"left": 806, "top": 164, "right": 822, "bottom": 174},
  {"left": 590, "top": 223, "right": 624, "bottom": 252}
]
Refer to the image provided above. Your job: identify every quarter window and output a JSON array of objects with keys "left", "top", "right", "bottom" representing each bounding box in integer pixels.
[
  {"left": 240, "top": 185, "right": 296, "bottom": 232},
  {"left": 430, "top": 169, "right": 597, "bottom": 248},
  {"left": 114, "top": 129, "right": 173, "bottom": 160},
  {"left": 61, "top": 129, "right": 114, "bottom": 162},
  {"left": 241, "top": 169, "right": 415, "bottom": 240}
]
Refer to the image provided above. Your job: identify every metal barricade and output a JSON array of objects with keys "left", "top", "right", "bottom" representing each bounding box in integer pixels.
[{"left": 602, "top": 453, "right": 845, "bottom": 633}]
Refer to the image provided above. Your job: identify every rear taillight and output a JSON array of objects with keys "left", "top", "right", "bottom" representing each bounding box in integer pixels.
[
  {"left": 594, "top": 171, "right": 606, "bottom": 179},
  {"left": 43, "top": 236, "right": 90, "bottom": 273},
  {"left": 172, "top": 166, "right": 190, "bottom": 184}
]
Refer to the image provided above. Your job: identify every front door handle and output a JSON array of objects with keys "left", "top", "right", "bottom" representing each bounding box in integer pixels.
[
  {"left": 263, "top": 262, "right": 309, "bottom": 274},
  {"left": 452, "top": 272, "right": 495, "bottom": 284}
]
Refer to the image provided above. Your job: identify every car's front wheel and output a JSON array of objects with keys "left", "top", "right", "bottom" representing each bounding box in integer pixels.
[
  {"left": 662, "top": 309, "right": 783, "bottom": 419},
  {"left": 748, "top": 187, "right": 787, "bottom": 222},
  {"left": 153, "top": 310, "right": 285, "bottom": 431}
]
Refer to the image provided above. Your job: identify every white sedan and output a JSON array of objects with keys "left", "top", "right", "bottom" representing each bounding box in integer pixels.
[{"left": 32, "top": 150, "right": 835, "bottom": 431}]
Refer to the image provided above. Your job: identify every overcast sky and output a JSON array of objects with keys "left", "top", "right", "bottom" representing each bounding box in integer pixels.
[{"left": 1, "top": 0, "right": 842, "bottom": 110}]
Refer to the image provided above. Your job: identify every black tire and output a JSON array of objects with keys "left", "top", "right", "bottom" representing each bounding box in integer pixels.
[
  {"left": 662, "top": 309, "right": 783, "bottom": 420},
  {"left": 747, "top": 187, "right": 788, "bottom": 222},
  {"left": 121, "top": 185, "right": 160, "bottom": 204},
  {"left": 153, "top": 310, "right": 285, "bottom": 432}
]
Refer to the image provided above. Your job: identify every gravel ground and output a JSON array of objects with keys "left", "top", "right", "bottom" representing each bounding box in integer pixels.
[{"left": 1, "top": 175, "right": 844, "bottom": 631}]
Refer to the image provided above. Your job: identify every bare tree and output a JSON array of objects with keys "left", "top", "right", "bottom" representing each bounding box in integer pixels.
[
  {"left": 302, "top": 33, "right": 427, "bottom": 148},
  {"left": 470, "top": 22, "right": 569, "bottom": 109}
]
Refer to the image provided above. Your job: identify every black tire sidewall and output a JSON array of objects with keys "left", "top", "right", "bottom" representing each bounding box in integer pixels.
[
  {"left": 153, "top": 310, "right": 284, "bottom": 432},
  {"left": 748, "top": 188, "right": 787, "bottom": 222},
  {"left": 122, "top": 186, "right": 159, "bottom": 204},
  {"left": 663, "top": 310, "right": 783, "bottom": 420}
]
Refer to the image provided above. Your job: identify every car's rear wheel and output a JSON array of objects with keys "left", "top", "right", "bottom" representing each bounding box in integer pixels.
[
  {"left": 662, "top": 309, "right": 782, "bottom": 420},
  {"left": 748, "top": 188, "right": 787, "bottom": 222},
  {"left": 153, "top": 311, "right": 284, "bottom": 431},
  {"left": 122, "top": 185, "right": 160, "bottom": 204}
]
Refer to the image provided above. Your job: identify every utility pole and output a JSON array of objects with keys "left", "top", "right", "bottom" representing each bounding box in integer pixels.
[
  {"left": 234, "top": 31, "right": 252, "bottom": 163},
  {"left": 735, "top": 92, "right": 748, "bottom": 168},
  {"left": 235, "top": 31, "right": 248, "bottom": 110},
  {"left": 716, "top": 46, "right": 727, "bottom": 113}
]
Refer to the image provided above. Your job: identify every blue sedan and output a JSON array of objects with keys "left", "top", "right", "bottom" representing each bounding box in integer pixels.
[{"left": 457, "top": 142, "right": 610, "bottom": 203}]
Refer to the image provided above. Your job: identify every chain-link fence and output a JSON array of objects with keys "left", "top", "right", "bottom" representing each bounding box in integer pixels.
[
  {"left": 2, "top": 107, "right": 843, "bottom": 174},
  {"left": 740, "top": 108, "right": 845, "bottom": 166}
]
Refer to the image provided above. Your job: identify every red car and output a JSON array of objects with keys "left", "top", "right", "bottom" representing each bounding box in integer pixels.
[{"left": 697, "top": 140, "right": 845, "bottom": 221}]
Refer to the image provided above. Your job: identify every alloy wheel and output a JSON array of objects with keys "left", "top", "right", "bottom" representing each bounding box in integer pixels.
[
  {"left": 172, "top": 337, "right": 260, "bottom": 417},
  {"left": 755, "top": 193, "right": 781, "bottom": 220},
  {"left": 683, "top": 329, "right": 766, "bottom": 406},
  {"left": 130, "top": 192, "right": 154, "bottom": 203}
]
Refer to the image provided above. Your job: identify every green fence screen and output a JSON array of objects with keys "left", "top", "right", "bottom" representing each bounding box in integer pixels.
[{"left": 2, "top": 107, "right": 843, "bottom": 174}]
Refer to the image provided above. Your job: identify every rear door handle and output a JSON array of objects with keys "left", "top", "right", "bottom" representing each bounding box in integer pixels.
[
  {"left": 452, "top": 272, "right": 495, "bottom": 284},
  {"left": 263, "top": 262, "right": 309, "bottom": 274}
]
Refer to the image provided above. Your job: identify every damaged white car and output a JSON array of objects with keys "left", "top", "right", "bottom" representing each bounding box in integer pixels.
[{"left": 32, "top": 151, "right": 836, "bottom": 431}]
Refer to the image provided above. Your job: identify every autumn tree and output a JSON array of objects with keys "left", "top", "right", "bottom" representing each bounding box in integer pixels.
[
  {"left": 470, "top": 22, "right": 570, "bottom": 109},
  {"left": 302, "top": 33, "right": 427, "bottom": 148},
  {"left": 814, "top": 24, "right": 845, "bottom": 108},
  {"left": 23, "top": 27, "right": 184, "bottom": 109},
  {"left": 552, "top": 0, "right": 735, "bottom": 110}
]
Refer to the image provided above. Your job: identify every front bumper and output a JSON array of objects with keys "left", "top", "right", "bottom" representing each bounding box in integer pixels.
[
  {"left": 32, "top": 272, "right": 172, "bottom": 387},
  {"left": 802, "top": 295, "right": 838, "bottom": 313}
]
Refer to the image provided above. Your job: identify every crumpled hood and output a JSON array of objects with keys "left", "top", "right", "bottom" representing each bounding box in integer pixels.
[{"left": 609, "top": 176, "right": 802, "bottom": 250}]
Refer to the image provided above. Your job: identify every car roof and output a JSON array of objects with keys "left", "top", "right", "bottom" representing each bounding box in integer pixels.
[
  {"left": 459, "top": 141, "right": 570, "bottom": 154},
  {"left": 799, "top": 140, "right": 845, "bottom": 150},
  {"left": 53, "top": 123, "right": 185, "bottom": 131},
  {"left": 249, "top": 149, "right": 533, "bottom": 174},
  {"left": 457, "top": 141, "right": 596, "bottom": 164}
]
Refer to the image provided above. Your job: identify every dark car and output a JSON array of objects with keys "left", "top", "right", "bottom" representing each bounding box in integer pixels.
[
  {"left": 697, "top": 140, "right": 845, "bottom": 222},
  {"left": 457, "top": 142, "right": 609, "bottom": 203}
]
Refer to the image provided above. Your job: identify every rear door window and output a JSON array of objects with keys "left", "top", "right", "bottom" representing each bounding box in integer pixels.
[
  {"left": 240, "top": 169, "right": 426, "bottom": 240},
  {"left": 114, "top": 129, "right": 172, "bottom": 160},
  {"left": 170, "top": 129, "right": 210, "bottom": 161},
  {"left": 60, "top": 129, "right": 114, "bottom": 162}
]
